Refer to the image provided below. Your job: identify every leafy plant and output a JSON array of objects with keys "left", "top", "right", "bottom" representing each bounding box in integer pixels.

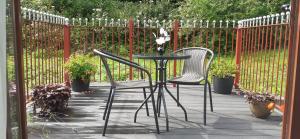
[
  {"left": 244, "top": 91, "right": 275, "bottom": 105},
  {"left": 210, "top": 59, "right": 237, "bottom": 78},
  {"left": 31, "top": 84, "right": 71, "bottom": 117},
  {"left": 64, "top": 53, "right": 97, "bottom": 81}
]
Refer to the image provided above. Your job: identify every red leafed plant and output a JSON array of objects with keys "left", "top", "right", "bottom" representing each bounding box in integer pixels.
[
  {"left": 244, "top": 92, "right": 276, "bottom": 110},
  {"left": 31, "top": 84, "right": 71, "bottom": 117}
]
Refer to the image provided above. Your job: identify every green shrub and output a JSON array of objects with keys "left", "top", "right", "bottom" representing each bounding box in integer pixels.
[
  {"left": 64, "top": 53, "right": 97, "bottom": 81},
  {"left": 210, "top": 59, "right": 237, "bottom": 78}
]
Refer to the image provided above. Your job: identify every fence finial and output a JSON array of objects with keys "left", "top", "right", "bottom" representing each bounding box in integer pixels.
[
  {"left": 226, "top": 20, "right": 229, "bottom": 28},
  {"left": 186, "top": 20, "right": 190, "bottom": 28},
  {"left": 219, "top": 20, "right": 223, "bottom": 28},
  {"left": 180, "top": 20, "right": 183, "bottom": 27},
  {"left": 117, "top": 19, "right": 121, "bottom": 27},
  {"left": 193, "top": 20, "right": 197, "bottom": 28},
  {"left": 124, "top": 19, "right": 128, "bottom": 27},
  {"left": 275, "top": 13, "right": 280, "bottom": 24},
  {"left": 137, "top": 19, "right": 140, "bottom": 27},
  {"left": 148, "top": 19, "right": 152, "bottom": 28},
  {"left": 259, "top": 17, "right": 262, "bottom": 26},
  {"left": 213, "top": 20, "right": 216, "bottom": 28},
  {"left": 79, "top": 18, "right": 82, "bottom": 26},
  {"left": 92, "top": 18, "right": 95, "bottom": 26},
  {"left": 206, "top": 20, "right": 209, "bottom": 28},
  {"left": 238, "top": 20, "right": 243, "bottom": 28},
  {"left": 267, "top": 15, "right": 271, "bottom": 25},
  {"left": 286, "top": 12, "right": 290, "bottom": 23},
  {"left": 22, "top": 8, "right": 27, "bottom": 19},
  {"left": 271, "top": 14, "right": 275, "bottom": 24},
  {"left": 111, "top": 18, "right": 114, "bottom": 26},
  {"left": 65, "top": 18, "right": 69, "bottom": 25},
  {"left": 200, "top": 20, "right": 203, "bottom": 28},
  {"left": 280, "top": 12, "right": 285, "bottom": 24},
  {"left": 85, "top": 18, "right": 88, "bottom": 26},
  {"left": 232, "top": 20, "right": 236, "bottom": 28},
  {"left": 263, "top": 16, "right": 266, "bottom": 26},
  {"left": 105, "top": 18, "right": 108, "bottom": 26}
]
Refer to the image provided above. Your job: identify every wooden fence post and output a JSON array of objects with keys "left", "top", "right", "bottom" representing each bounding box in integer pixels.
[
  {"left": 173, "top": 20, "right": 179, "bottom": 83},
  {"left": 129, "top": 17, "right": 134, "bottom": 80},
  {"left": 64, "top": 18, "right": 71, "bottom": 87},
  {"left": 282, "top": 0, "right": 300, "bottom": 138},
  {"left": 234, "top": 25, "right": 242, "bottom": 89}
]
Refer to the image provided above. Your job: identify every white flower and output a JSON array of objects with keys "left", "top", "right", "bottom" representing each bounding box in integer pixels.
[
  {"left": 156, "top": 37, "right": 166, "bottom": 45},
  {"left": 160, "top": 28, "right": 169, "bottom": 37},
  {"left": 153, "top": 28, "right": 170, "bottom": 45}
]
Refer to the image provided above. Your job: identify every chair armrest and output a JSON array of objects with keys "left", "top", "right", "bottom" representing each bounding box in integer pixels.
[{"left": 93, "top": 49, "right": 151, "bottom": 80}]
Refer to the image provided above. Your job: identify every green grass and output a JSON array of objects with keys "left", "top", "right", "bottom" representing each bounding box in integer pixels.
[
  {"left": 7, "top": 48, "right": 288, "bottom": 97},
  {"left": 239, "top": 50, "right": 288, "bottom": 96}
]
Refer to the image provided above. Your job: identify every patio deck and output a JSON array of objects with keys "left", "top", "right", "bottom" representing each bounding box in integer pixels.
[{"left": 28, "top": 83, "right": 282, "bottom": 139}]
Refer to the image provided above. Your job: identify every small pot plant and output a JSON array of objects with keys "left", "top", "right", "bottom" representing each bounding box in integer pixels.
[
  {"left": 244, "top": 92, "right": 275, "bottom": 119},
  {"left": 64, "top": 53, "right": 97, "bottom": 92},
  {"left": 210, "top": 59, "right": 237, "bottom": 94},
  {"left": 31, "top": 84, "right": 71, "bottom": 117}
]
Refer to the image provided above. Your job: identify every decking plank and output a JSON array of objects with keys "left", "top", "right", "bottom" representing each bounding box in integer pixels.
[{"left": 28, "top": 83, "right": 281, "bottom": 139}]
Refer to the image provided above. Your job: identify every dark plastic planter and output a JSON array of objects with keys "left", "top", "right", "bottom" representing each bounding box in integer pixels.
[
  {"left": 71, "top": 79, "right": 90, "bottom": 92},
  {"left": 213, "top": 76, "right": 234, "bottom": 94}
]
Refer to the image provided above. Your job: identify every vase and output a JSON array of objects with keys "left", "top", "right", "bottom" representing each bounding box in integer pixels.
[{"left": 157, "top": 46, "right": 165, "bottom": 56}]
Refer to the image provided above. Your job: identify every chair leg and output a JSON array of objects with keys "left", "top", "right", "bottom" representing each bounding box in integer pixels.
[
  {"left": 103, "top": 87, "right": 113, "bottom": 120},
  {"left": 157, "top": 93, "right": 161, "bottom": 117},
  {"left": 177, "top": 84, "right": 179, "bottom": 107},
  {"left": 208, "top": 81, "right": 213, "bottom": 112},
  {"left": 203, "top": 82, "right": 207, "bottom": 126},
  {"left": 143, "top": 88, "right": 150, "bottom": 116},
  {"left": 102, "top": 88, "right": 116, "bottom": 136},
  {"left": 150, "top": 88, "right": 160, "bottom": 134}
]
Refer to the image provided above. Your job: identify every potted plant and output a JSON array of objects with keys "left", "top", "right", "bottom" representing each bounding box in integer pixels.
[
  {"left": 64, "top": 53, "right": 97, "bottom": 92},
  {"left": 244, "top": 92, "right": 275, "bottom": 119},
  {"left": 210, "top": 59, "right": 237, "bottom": 94},
  {"left": 31, "top": 84, "right": 71, "bottom": 117}
]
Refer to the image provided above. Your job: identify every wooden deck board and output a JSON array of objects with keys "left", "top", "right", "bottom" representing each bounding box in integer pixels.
[{"left": 28, "top": 83, "right": 281, "bottom": 139}]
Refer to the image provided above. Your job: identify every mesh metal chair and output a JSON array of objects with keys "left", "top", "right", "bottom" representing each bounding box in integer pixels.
[
  {"left": 167, "top": 47, "right": 214, "bottom": 125},
  {"left": 93, "top": 49, "right": 159, "bottom": 136}
]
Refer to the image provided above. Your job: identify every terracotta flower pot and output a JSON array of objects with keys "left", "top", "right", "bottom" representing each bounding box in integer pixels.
[{"left": 249, "top": 102, "right": 272, "bottom": 119}]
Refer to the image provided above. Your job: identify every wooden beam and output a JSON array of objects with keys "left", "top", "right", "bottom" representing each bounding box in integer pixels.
[{"left": 282, "top": 0, "right": 300, "bottom": 138}]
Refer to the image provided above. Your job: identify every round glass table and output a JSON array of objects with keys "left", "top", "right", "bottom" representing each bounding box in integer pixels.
[{"left": 133, "top": 53, "right": 190, "bottom": 131}]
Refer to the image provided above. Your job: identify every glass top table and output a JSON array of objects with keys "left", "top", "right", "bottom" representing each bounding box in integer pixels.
[{"left": 133, "top": 53, "right": 190, "bottom": 131}]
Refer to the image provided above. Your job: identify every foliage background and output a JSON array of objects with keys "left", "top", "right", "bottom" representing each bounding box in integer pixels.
[{"left": 21, "top": 0, "right": 290, "bottom": 20}]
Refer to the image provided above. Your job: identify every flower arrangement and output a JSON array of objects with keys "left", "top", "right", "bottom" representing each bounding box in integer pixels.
[{"left": 153, "top": 28, "right": 170, "bottom": 55}]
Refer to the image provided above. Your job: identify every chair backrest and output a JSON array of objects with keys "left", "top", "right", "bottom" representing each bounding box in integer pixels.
[
  {"left": 93, "top": 49, "right": 116, "bottom": 87},
  {"left": 176, "top": 47, "right": 214, "bottom": 79}
]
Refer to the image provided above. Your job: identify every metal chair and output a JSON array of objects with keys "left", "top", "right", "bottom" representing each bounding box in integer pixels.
[
  {"left": 93, "top": 49, "right": 159, "bottom": 136},
  {"left": 167, "top": 47, "right": 214, "bottom": 125}
]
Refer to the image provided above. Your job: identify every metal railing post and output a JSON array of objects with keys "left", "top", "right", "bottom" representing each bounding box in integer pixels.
[
  {"left": 173, "top": 20, "right": 179, "bottom": 81},
  {"left": 64, "top": 18, "right": 71, "bottom": 86},
  {"left": 129, "top": 17, "right": 134, "bottom": 80},
  {"left": 234, "top": 23, "right": 242, "bottom": 89}
]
